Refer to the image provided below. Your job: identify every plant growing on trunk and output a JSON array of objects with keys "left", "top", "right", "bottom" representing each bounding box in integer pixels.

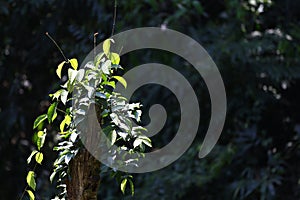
[{"left": 21, "top": 36, "right": 151, "bottom": 200}]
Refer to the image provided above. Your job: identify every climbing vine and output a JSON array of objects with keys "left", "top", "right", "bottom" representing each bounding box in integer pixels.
[{"left": 20, "top": 37, "right": 151, "bottom": 200}]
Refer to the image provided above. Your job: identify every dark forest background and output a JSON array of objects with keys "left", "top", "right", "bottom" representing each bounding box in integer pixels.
[{"left": 0, "top": 0, "right": 300, "bottom": 199}]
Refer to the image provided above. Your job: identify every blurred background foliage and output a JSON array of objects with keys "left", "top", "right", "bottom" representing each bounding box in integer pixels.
[{"left": 0, "top": 0, "right": 300, "bottom": 199}]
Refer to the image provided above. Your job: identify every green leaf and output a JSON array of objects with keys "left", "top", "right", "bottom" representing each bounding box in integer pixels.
[
  {"left": 121, "top": 178, "right": 128, "bottom": 194},
  {"left": 26, "top": 190, "right": 35, "bottom": 200},
  {"left": 27, "top": 150, "right": 38, "bottom": 164},
  {"left": 56, "top": 61, "right": 66, "bottom": 79},
  {"left": 112, "top": 76, "right": 127, "bottom": 88},
  {"left": 103, "top": 39, "right": 111, "bottom": 56},
  {"left": 69, "top": 58, "right": 78, "bottom": 70},
  {"left": 33, "top": 114, "right": 47, "bottom": 129},
  {"left": 47, "top": 102, "right": 58, "bottom": 123},
  {"left": 110, "top": 52, "right": 120, "bottom": 65},
  {"left": 26, "top": 171, "right": 36, "bottom": 191},
  {"left": 35, "top": 152, "right": 43, "bottom": 164},
  {"left": 128, "top": 179, "right": 134, "bottom": 196},
  {"left": 36, "top": 130, "right": 46, "bottom": 150}
]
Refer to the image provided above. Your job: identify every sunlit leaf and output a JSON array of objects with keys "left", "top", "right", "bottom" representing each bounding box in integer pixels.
[
  {"left": 50, "top": 171, "right": 57, "bottom": 183},
  {"left": 103, "top": 39, "right": 111, "bottom": 56},
  {"left": 69, "top": 58, "right": 78, "bottom": 70},
  {"left": 112, "top": 76, "right": 127, "bottom": 88},
  {"left": 121, "top": 178, "right": 128, "bottom": 194},
  {"left": 36, "top": 130, "right": 46, "bottom": 150},
  {"left": 110, "top": 52, "right": 120, "bottom": 65},
  {"left": 102, "top": 60, "right": 111, "bottom": 75},
  {"left": 60, "top": 115, "right": 71, "bottom": 133},
  {"left": 26, "top": 171, "right": 36, "bottom": 191},
  {"left": 26, "top": 190, "right": 35, "bottom": 200},
  {"left": 33, "top": 114, "right": 47, "bottom": 129},
  {"left": 60, "top": 89, "right": 68, "bottom": 105},
  {"left": 56, "top": 61, "right": 66, "bottom": 79},
  {"left": 49, "top": 89, "right": 63, "bottom": 100},
  {"left": 111, "top": 130, "right": 117, "bottom": 145},
  {"left": 27, "top": 150, "right": 38, "bottom": 164},
  {"left": 47, "top": 102, "right": 58, "bottom": 123},
  {"left": 68, "top": 68, "right": 78, "bottom": 84},
  {"left": 35, "top": 152, "right": 43, "bottom": 164},
  {"left": 76, "top": 69, "right": 85, "bottom": 82}
]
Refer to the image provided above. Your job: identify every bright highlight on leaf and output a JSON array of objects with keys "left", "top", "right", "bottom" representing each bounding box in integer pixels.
[
  {"left": 26, "top": 171, "right": 36, "bottom": 191},
  {"left": 112, "top": 76, "right": 127, "bottom": 88}
]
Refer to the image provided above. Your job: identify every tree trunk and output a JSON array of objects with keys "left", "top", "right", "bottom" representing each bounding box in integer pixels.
[
  {"left": 66, "top": 148, "right": 101, "bottom": 200},
  {"left": 66, "top": 104, "right": 102, "bottom": 199}
]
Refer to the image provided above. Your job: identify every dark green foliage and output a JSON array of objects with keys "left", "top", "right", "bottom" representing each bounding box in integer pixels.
[{"left": 0, "top": 0, "right": 300, "bottom": 199}]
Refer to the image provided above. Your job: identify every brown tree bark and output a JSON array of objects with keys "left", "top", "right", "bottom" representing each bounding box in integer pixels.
[
  {"left": 66, "top": 148, "right": 101, "bottom": 200},
  {"left": 66, "top": 104, "right": 102, "bottom": 200}
]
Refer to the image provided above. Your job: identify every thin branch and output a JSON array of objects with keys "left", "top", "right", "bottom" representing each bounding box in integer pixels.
[
  {"left": 94, "top": 32, "right": 99, "bottom": 59},
  {"left": 111, "top": 0, "right": 117, "bottom": 37},
  {"left": 46, "top": 32, "right": 68, "bottom": 62}
]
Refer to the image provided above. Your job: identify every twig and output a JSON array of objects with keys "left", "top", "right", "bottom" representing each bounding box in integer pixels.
[
  {"left": 94, "top": 32, "right": 99, "bottom": 59},
  {"left": 46, "top": 32, "right": 68, "bottom": 62},
  {"left": 111, "top": 0, "right": 117, "bottom": 37}
]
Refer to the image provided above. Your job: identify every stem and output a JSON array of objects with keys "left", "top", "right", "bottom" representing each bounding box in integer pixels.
[
  {"left": 111, "top": 0, "right": 117, "bottom": 37},
  {"left": 57, "top": 108, "right": 68, "bottom": 115},
  {"left": 94, "top": 32, "right": 98, "bottom": 59},
  {"left": 46, "top": 32, "right": 68, "bottom": 62}
]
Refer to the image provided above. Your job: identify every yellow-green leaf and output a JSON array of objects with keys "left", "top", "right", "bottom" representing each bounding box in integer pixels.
[
  {"left": 56, "top": 61, "right": 66, "bottom": 79},
  {"left": 69, "top": 58, "right": 78, "bottom": 70},
  {"left": 110, "top": 52, "right": 120, "bottom": 65},
  {"left": 35, "top": 152, "right": 43, "bottom": 164},
  {"left": 121, "top": 178, "right": 128, "bottom": 194},
  {"left": 103, "top": 39, "right": 111, "bottom": 56},
  {"left": 112, "top": 76, "right": 127, "bottom": 88},
  {"left": 26, "top": 171, "right": 36, "bottom": 191},
  {"left": 36, "top": 130, "right": 46, "bottom": 151},
  {"left": 60, "top": 114, "right": 71, "bottom": 133},
  {"left": 26, "top": 190, "right": 35, "bottom": 200}
]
